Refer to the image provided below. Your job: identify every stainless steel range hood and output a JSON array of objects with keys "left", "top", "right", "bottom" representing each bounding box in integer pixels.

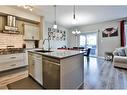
[
  {"left": 3, "top": 15, "right": 18, "bottom": 33},
  {"left": 7, "top": 15, "right": 16, "bottom": 26}
]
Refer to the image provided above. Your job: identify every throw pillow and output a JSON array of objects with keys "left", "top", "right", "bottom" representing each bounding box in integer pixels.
[
  {"left": 113, "top": 49, "right": 119, "bottom": 56},
  {"left": 124, "top": 48, "right": 127, "bottom": 56},
  {"left": 117, "top": 48, "right": 126, "bottom": 56}
]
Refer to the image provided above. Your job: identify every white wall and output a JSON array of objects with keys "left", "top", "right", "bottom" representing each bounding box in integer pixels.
[
  {"left": 68, "top": 20, "right": 121, "bottom": 57},
  {"left": 41, "top": 21, "right": 68, "bottom": 50}
]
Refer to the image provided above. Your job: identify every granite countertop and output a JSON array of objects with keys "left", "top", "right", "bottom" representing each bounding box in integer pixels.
[
  {"left": 0, "top": 48, "right": 25, "bottom": 55},
  {"left": 29, "top": 49, "right": 85, "bottom": 59}
]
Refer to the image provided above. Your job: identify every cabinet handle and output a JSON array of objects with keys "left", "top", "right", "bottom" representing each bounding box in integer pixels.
[
  {"left": 10, "top": 64, "right": 16, "bottom": 66},
  {"left": 51, "top": 62, "right": 60, "bottom": 66},
  {"left": 10, "top": 57, "right": 16, "bottom": 59},
  {"left": 45, "top": 60, "right": 60, "bottom": 66}
]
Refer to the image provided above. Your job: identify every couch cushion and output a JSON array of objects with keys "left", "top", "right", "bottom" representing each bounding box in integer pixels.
[
  {"left": 117, "top": 48, "right": 126, "bottom": 56},
  {"left": 124, "top": 48, "right": 127, "bottom": 56},
  {"left": 113, "top": 56, "right": 127, "bottom": 63}
]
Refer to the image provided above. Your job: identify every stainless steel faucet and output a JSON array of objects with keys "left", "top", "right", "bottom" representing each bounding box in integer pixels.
[{"left": 42, "top": 38, "right": 51, "bottom": 51}]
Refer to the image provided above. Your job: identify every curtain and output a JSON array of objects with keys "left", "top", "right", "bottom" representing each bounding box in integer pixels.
[{"left": 120, "top": 20, "right": 126, "bottom": 47}]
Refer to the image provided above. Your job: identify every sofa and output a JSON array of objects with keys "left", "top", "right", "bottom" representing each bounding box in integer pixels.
[{"left": 113, "top": 47, "right": 127, "bottom": 69}]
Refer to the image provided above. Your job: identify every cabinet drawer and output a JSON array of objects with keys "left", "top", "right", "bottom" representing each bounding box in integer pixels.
[
  {"left": 0, "top": 59, "right": 25, "bottom": 72},
  {"left": 0, "top": 53, "right": 25, "bottom": 64},
  {"left": 33, "top": 54, "right": 42, "bottom": 58}
]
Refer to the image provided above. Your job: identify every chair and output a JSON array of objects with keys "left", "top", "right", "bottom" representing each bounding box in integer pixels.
[
  {"left": 84, "top": 48, "right": 91, "bottom": 57},
  {"left": 73, "top": 47, "right": 79, "bottom": 50},
  {"left": 73, "top": 47, "right": 84, "bottom": 50}
]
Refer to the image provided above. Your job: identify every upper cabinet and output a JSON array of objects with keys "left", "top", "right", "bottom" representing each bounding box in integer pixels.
[
  {"left": 0, "top": 14, "right": 41, "bottom": 36},
  {"left": 0, "top": 16, "right": 6, "bottom": 32},
  {"left": 23, "top": 24, "right": 40, "bottom": 40}
]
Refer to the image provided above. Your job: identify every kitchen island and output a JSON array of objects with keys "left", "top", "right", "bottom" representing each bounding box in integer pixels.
[{"left": 28, "top": 50, "right": 84, "bottom": 89}]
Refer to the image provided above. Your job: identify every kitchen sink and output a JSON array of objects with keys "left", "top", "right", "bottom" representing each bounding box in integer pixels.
[{"left": 34, "top": 50, "right": 53, "bottom": 53}]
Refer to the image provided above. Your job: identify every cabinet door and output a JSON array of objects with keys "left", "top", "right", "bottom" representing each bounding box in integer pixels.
[
  {"left": 24, "top": 25, "right": 33, "bottom": 40},
  {"left": 16, "top": 20, "right": 24, "bottom": 35},
  {"left": 24, "top": 24, "right": 39, "bottom": 40},
  {"left": 43, "top": 59, "right": 60, "bottom": 89},
  {"left": 28, "top": 53, "right": 35, "bottom": 78},
  {"left": 0, "top": 16, "right": 5, "bottom": 31},
  {"left": 34, "top": 54, "right": 42, "bottom": 85},
  {"left": 0, "top": 53, "right": 26, "bottom": 72},
  {"left": 33, "top": 27, "right": 39, "bottom": 40}
]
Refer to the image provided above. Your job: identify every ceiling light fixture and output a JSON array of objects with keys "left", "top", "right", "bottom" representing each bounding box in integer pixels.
[
  {"left": 72, "top": 6, "right": 81, "bottom": 35},
  {"left": 17, "top": 5, "right": 33, "bottom": 11},
  {"left": 72, "top": 5, "right": 76, "bottom": 24},
  {"left": 72, "top": 29, "right": 81, "bottom": 35},
  {"left": 53, "top": 5, "right": 57, "bottom": 29},
  {"left": 72, "top": 6, "right": 81, "bottom": 47}
]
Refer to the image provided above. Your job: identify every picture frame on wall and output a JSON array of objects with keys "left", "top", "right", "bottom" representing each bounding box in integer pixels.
[
  {"left": 102, "top": 27, "right": 118, "bottom": 37},
  {"left": 47, "top": 27, "right": 66, "bottom": 41},
  {"left": 48, "top": 27, "right": 51, "bottom": 32}
]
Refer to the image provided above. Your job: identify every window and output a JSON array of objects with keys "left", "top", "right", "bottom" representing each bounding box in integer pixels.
[{"left": 80, "top": 32, "right": 97, "bottom": 56}]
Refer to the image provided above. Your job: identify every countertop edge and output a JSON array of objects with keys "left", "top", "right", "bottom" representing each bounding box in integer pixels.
[{"left": 28, "top": 50, "right": 84, "bottom": 59}]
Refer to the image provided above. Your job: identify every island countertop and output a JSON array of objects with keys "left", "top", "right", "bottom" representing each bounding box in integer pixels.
[{"left": 28, "top": 49, "right": 85, "bottom": 59}]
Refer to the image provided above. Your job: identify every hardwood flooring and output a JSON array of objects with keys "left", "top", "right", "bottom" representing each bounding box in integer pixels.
[
  {"left": 83, "top": 57, "right": 127, "bottom": 89},
  {"left": 1, "top": 57, "right": 127, "bottom": 89},
  {"left": 0, "top": 67, "right": 28, "bottom": 89}
]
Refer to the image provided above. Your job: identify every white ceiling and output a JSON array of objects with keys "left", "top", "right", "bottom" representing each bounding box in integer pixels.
[{"left": 12, "top": 6, "right": 127, "bottom": 29}]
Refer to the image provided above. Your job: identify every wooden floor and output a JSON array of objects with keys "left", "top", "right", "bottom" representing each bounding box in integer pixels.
[
  {"left": 83, "top": 57, "right": 127, "bottom": 89},
  {"left": 1, "top": 57, "right": 127, "bottom": 89},
  {"left": 0, "top": 67, "right": 28, "bottom": 89}
]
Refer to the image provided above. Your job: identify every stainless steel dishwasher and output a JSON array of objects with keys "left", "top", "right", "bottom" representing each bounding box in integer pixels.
[{"left": 42, "top": 56, "right": 60, "bottom": 89}]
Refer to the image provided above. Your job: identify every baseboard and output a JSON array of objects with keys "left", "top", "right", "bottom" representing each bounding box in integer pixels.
[
  {"left": 97, "top": 56, "right": 105, "bottom": 59},
  {"left": 89, "top": 56, "right": 105, "bottom": 59}
]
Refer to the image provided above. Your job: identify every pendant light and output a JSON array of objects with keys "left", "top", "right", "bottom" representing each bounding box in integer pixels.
[
  {"left": 53, "top": 5, "right": 57, "bottom": 29},
  {"left": 72, "top": 5, "right": 81, "bottom": 35},
  {"left": 72, "top": 5, "right": 76, "bottom": 24}
]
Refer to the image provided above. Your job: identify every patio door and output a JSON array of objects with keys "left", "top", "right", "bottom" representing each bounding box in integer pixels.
[{"left": 80, "top": 32, "right": 97, "bottom": 57}]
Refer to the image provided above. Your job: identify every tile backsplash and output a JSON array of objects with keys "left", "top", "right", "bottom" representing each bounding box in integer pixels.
[{"left": 0, "top": 33, "right": 24, "bottom": 49}]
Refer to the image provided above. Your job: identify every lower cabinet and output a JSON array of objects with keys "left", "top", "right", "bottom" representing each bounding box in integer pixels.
[
  {"left": 34, "top": 54, "right": 42, "bottom": 85},
  {"left": 28, "top": 53, "right": 34, "bottom": 77},
  {"left": 0, "top": 53, "right": 27, "bottom": 72},
  {"left": 42, "top": 56, "right": 60, "bottom": 89},
  {"left": 28, "top": 53, "right": 43, "bottom": 85},
  {"left": 28, "top": 52, "right": 60, "bottom": 89}
]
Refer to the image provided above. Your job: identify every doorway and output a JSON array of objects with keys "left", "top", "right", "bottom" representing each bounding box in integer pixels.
[{"left": 80, "top": 32, "right": 97, "bottom": 57}]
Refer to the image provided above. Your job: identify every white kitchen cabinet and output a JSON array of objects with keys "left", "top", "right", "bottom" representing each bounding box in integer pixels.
[
  {"left": 28, "top": 52, "right": 43, "bottom": 85},
  {"left": 32, "top": 26, "right": 39, "bottom": 40},
  {"left": 24, "top": 24, "right": 39, "bottom": 40},
  {"left": 28, "top": 53, "right": 34, "bottom": 78},
  {"left": 0, "top": 53, "right": 27, "bottom": 72},
  {"left": 34, "top": 54, "right": 42, "bottom": 85}
]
